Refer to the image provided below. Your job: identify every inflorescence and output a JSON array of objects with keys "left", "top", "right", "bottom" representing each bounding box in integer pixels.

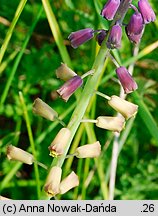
[{"left": 5, "top": 0, "right": 156, "bottom": 199}]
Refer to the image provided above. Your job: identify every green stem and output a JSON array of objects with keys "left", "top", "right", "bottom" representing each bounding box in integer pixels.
[
  {"left": 0, "top": 162, "right": 21, "bottom": 192},
  {"left": 0, "top": 6, "right": 43, "bottom": 106},
  {"left": 19, "top": 92, "right": 41, "bottom": 199},
  {"left": 81, "top": 119, "right": 97, "bottom": 123},
  {"left": 0, "top": 0, "right": 27, "bottom": 64},
  {"left": 52, "top": 46, "right": 109, "bottom": 168},
  {"left": 41, "top": 0, "right": 72, "bottom": 67},
  {"left": 95, "top": 91, "right": 111, "bottom": 100},
  {"left": 0, "top": 50, "right": 18, "bottom": 75}
]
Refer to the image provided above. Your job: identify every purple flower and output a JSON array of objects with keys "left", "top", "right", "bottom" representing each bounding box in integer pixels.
[
  {"left": 57, "top": 76, "right": 83, "bottom": 102},
  {"left": 101, "top": 0, "right": 120, "bottom": 21},
  {"left": 68, "top": 28, "right": 94, "bottom": 48},
  {"left": 106, "top": 24, "right": 122, "bottom": 49},
  {"left": 138, "top": 0, "right": 156, "bottom": 24},
  {"left": 116, "top": 66, "right": 138, "bottom": 94},
  {"left": 96, "top": 30, "right": 107, "bottom": 46},
  {"left": 126, "top": 12, "right": 144, "bottom": 36}
]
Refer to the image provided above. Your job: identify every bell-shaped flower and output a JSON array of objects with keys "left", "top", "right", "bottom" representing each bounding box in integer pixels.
[
  {"left": 96, "top": 30, "right": 107, "bottom": 46},
  {"left": 48, "top": 128, "right": 71, "bottom": 157},
  {"left": 101, "top": 0, "right": 120, "bottom": 20},
  {"left": 75, "top": 141, "right": 101, "bottom": 158},
  {"left": 68, "top": 28, "right": 94, "bottom": 48},
  {"left": 7, "top": 145, "right": 34, "bottom": 165},
  {"left": 96, "top": 116, "right": 125, "bottom": 133},
  {"left": 106, "top": 24, "right": 122, "bottom": 49},
  {"left": 33, "top": 98, "right": 58, "bottom": 121},
  {"left": 59, "top": 171, "right": 79, "bottom": 194},
  {"left": 56, "top": 63, "right": 77, "bottom": 81},
  {"left": 126, "top": 12, "right": 144, "bottom": 36},
  {"left": 44, "top": 166, "right": 62, "bottom": 197},
  {"left": 116, "top": 66, "right": 138, "bottom": 94},
  {"left": 138, "top": 0, "right": 156, "bottom": 24},
  {"left": 108, "top": 95, "right": 138, "bottom": 119},
  {"left": 57, "top": 75, "right": 83, "bottom": 102}
]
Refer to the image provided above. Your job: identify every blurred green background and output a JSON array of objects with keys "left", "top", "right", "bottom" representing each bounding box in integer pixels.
[{"left": 0, "top": 0, "right": 158, "bottom": 200}]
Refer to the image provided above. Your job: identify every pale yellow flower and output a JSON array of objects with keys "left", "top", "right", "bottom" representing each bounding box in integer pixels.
[
  {"left": 59, "top": 171, "right": 79, "bottom": 194},
  {"left": 7, "top": 145, "right": 34, "bottom": 165},
  {"left": 75, "top": 141, "right": 101, "bottom": 158},
  {"left": 44, "top": 166, "right": 62, "bottom": 197},
  {"left": 96, "top": 116, "right": 125, "bottom": 132},
  {"left": 108, "top": 95, "right": 138, "bottom": 119},
  {"left": 49, "top": 128, "right": 71, "bottom": 157},
  {"left": 33, "top": 98, "right": 58, "bottom": 121}
]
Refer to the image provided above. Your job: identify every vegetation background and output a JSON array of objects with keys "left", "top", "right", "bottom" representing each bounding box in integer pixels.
[{"left": 0, "top": 0, "right": 158, "bottom": 200}]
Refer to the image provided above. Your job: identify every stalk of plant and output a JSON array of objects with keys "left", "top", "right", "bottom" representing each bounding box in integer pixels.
[
  {"left": 39, "top": 0, "right": 143, "bottom": 200},
  {"left": 51, "top": 0, "right": 134, "bottom": 165}
]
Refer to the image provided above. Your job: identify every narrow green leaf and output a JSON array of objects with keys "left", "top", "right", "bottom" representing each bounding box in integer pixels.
[{"left": 133, "top": 91, "right": 158, "bottom": 145}]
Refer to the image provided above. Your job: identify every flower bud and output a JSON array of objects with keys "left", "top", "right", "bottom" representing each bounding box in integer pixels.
[
  {"left": 44, "top": 166, "right": 62, "bottom": 197},
  {"left": 101, "top": 0, "right": 120, "bottom": 21},
  {"left": 106, "top": 24, "right": 122, "bottom": 49},
  {"left": 126, "top": 12, "right": 144, "bottom": 36},
  {"left": 116, "top": 66, "right": 138, "bottom": 94},
  {"left": 7, "top": 145, "right": 34, "bottom": 165},
  {"left": 75, "top": 141, "right": 101, "bottom": 158},
  {"left": 96, "top": 116, "right": 125, "bottom": 132},
  {"left": 108, "top": 95, "right": 138, "bottom": 119},
  {"left": 59, "top": 171, "right": 79, "bottom": 195},
  {"left": 138, "top": 0, "right": 156, "bottom": 24},
  {"left": 96, "top": 30, "right": 107, "bottom": 46},
  {"left": 68, "top": 28, "right": 94, "bottom": 48},
  {"left": 48, "top": 128, "right": 71, "bottom": 157},
  {"left": 33, "top": 98, "right": 58, "bottom": 121},
  {"left": 56, "top": 63, "right": 77, "bottom": 81},
  {"left": 57, "top": 76, "right": 83, "bottom": 102}
]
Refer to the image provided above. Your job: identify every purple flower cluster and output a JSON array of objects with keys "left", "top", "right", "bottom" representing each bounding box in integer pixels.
[
  {"left": 68, "top": 0, "right": 155, "bottom": 48},
  {"left": 66, "top": 0, "right": 156, "bottom": 95}
]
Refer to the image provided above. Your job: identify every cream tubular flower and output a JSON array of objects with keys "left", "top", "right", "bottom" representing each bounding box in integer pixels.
[
  {"left": 75, "top": 141, "right": 101, "bottom": 158},
  {"left": 108, "top": 95, "right": 138, "bottom": 119},
  {"left": 44, "top": 166, "right": 62, "bottom": 197},
  {"left": 56, "top": 63, "right": 77, "bottom": 81},
  {"left": 33, "top": 98, "right": 58, "bottom": 121},
  {"left": 7, "top": 145, "right": 34, "bottom": 165},
  {"left": 96, "top": 116, "right": 125, "bottom": 133},
  {"left": 59, "top": 171, "right": 79, "bottom": 195},
  {"left": 48, "top": 128, "right": 71, "bottom": 157}
]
